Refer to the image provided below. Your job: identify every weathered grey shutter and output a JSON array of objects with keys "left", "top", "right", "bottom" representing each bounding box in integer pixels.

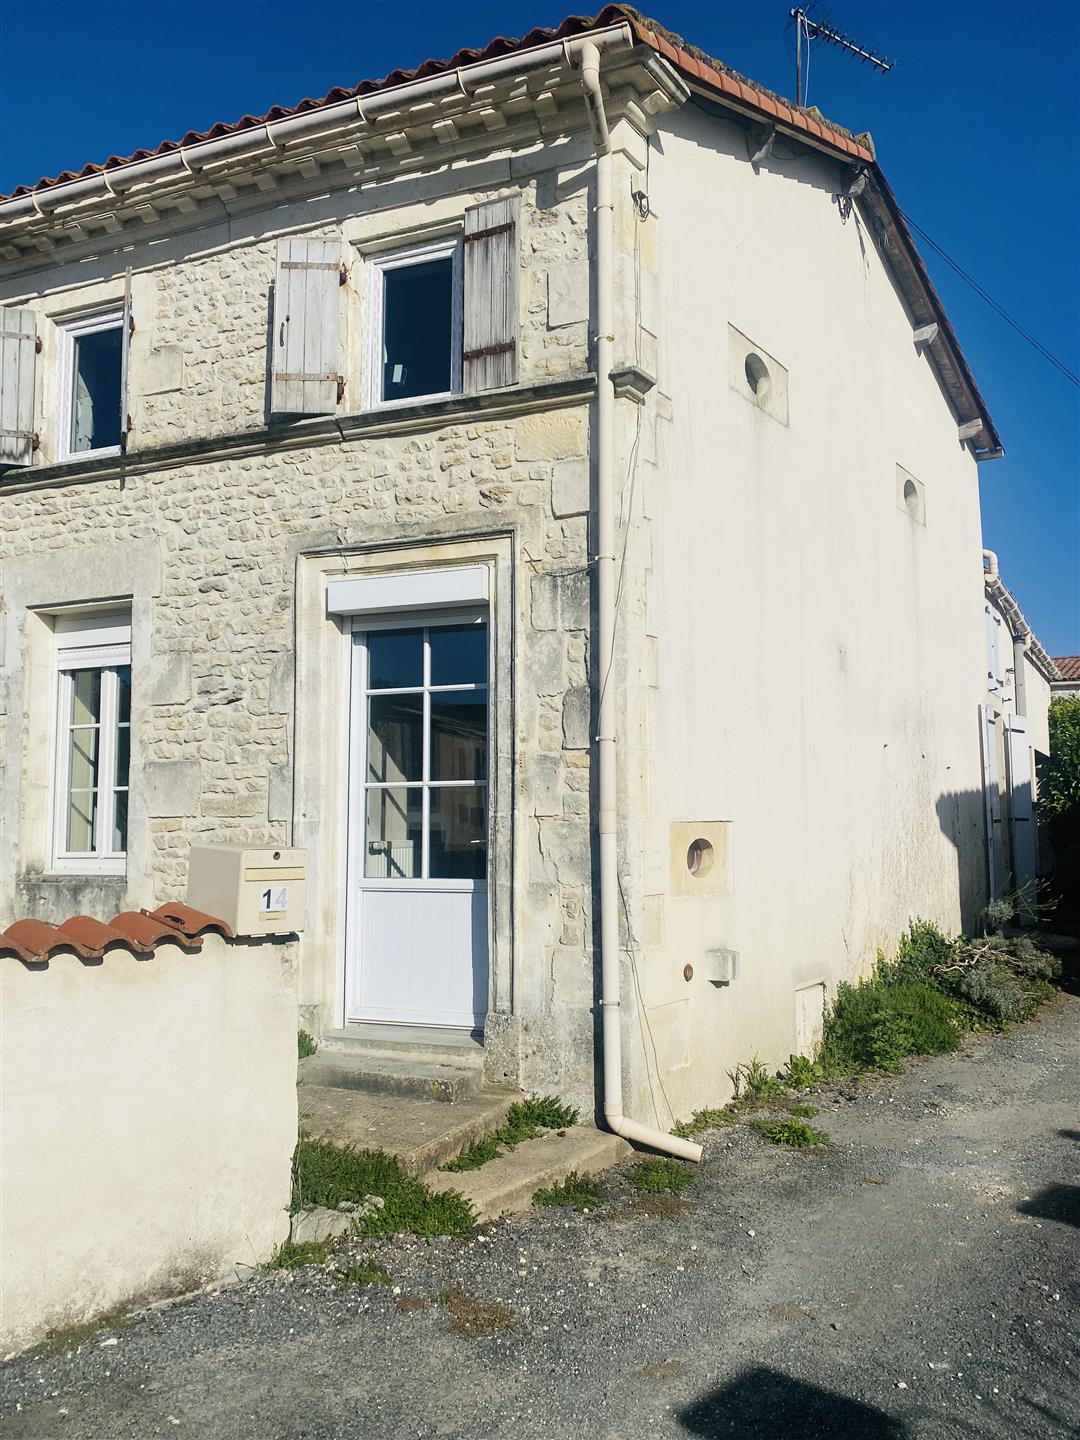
[
  {"left": 463, "top": 197, "right": 519, "bottom": 393},
  {"left": 120, "top": 268, "right": 133, "bottom": 454},
  {"left": 1005, "top": 714, "right": 1036, "bottom": 899},
  {"left": 0, "top": 306, "right": 39, "bottom": 467},
  {"left": 271, "top": 237, "right": 342, "bottom": 416}
]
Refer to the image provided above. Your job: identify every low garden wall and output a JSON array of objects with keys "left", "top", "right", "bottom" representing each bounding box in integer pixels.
[{"left": 0, "top": 933, "right": 297, "bottom": 1352}]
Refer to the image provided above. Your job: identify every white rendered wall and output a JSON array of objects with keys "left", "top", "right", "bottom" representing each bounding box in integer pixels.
[
  {"left": 631, "top": 104, "right": 990, "bottom": 1119},
  {"left": 0, "top": 935, "right": 297, "bottom": 1352}
]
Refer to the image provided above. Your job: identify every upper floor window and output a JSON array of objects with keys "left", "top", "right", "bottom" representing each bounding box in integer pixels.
[
  {"left": 366, "top": 238, "right": 463, "bottom": 407},
  {"left": 60, "top": 311, "right": 124, "bottom": 459},
  {"left": 52, "top": 609, "right": 131, "bottom": 872}
]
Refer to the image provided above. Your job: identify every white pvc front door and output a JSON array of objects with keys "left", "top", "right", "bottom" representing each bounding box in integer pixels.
[{"left": 346, "top": 617, "right": 489, "bottom": 1029}]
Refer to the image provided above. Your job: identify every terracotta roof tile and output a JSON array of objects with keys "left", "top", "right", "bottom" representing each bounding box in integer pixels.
[
  {"left": 1054, "top": 656, "right": 1080, "bottom": 681},
  {"left": 0, "top": 903, "right": 233, "bottom": 964}
]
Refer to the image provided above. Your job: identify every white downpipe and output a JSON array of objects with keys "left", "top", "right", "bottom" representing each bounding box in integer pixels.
[{"left": 579, "top": 42, "right": 703, "bottom": 1166}]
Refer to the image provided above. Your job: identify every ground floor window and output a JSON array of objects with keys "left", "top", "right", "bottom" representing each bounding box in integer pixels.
[{"left": 52, "top": 609, "right": 131, "bottom": 871}]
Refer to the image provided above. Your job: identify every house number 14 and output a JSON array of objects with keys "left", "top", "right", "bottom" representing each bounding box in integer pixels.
[{"left": 260, "top": 885, "right": 289, "bottom": 913}]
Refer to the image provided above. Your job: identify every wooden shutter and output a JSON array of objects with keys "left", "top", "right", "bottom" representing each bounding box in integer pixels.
[
  {"left": 1005, "top": 714, "right": 1036, "bottom": 898},
  {"left": 979, "top": 702, "right": 1002, "bottom": 902},
  {"left": 0, "top": 306, "right": 39, "bottom": 467},
  {"left": 120, "top": 268, "right": 133, "bottom": 454},
  {"left": 271, "top": 237, "right": 342, "bottom": 416},
  {"left": 463, "top": 197, "right": 519, "bottom": 393}
]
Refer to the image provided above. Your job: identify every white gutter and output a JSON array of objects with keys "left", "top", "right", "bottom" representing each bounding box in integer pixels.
[
  {"left": 579, "top": 40, "right": 702, "bottom": 1165},
  {"left": 0, "top": 25, "right": 635, "bottom": 228},
  {"left": 982, "top": 549, "right": 1061, "bottom": 687}
]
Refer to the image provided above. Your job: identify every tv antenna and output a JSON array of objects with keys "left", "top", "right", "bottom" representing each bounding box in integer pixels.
[{"left": 790, "top": 8, "right": 894, "bottom": 109}]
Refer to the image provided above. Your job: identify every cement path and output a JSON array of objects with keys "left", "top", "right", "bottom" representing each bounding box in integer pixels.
[{"left": 4, "top": 995, "right": 1077, "bottom": 1440}]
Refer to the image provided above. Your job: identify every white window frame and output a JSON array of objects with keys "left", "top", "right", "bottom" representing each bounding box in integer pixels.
[
  {"left": 50, "top": 611, "right": 131, "bottom": 874},
  {"left": 364, "top": 237, "right": 463, "bottom": 410},
  {"left": 57, "top": 309, "right": 124, "bottom": 461}
]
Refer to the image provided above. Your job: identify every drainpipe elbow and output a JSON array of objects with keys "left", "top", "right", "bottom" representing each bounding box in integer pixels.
[{"left": 578, "top": 40, "right": 611, "bottom": 155}]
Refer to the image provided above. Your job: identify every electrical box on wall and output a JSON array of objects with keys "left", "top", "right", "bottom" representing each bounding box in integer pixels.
[{"left": 187, "top": 844, "right": 308, "bottom": 937}]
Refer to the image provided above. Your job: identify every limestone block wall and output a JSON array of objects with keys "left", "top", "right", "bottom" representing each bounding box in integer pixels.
[{"left": 0, "top": 934, "right": 297, "bottom": 1354}]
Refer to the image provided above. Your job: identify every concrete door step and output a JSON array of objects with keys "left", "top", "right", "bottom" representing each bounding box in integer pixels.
[
  {"left": 298, "top": 1083, "right": 520, "bottom": 1177},
  {"left": 427, "top": 1125, "right": 633, "bottom": 1222},
  {"left": 300, "top": 1047, "right": 483, "bottom": 1104},
  {"left": 319, "top": 1026, "right": 485, "bottom": 1066}
]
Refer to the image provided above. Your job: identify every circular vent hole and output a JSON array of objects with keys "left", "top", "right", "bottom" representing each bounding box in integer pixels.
[
  {"left": 686, "top": 838, "right": 714, "bottom": 877},
  {"left": 744, "top": 352, "right": 771, "bottom": 399},
  {"left": 903, "top": 478, "right": 919, "bottom": 513}
]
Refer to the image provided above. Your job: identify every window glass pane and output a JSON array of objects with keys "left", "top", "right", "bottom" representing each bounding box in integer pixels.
[
  {"left": 381, "top": 256, "right": 453, "bottom": 401},
  {"left": 429, "top": 787, "right": 487, "bottom": 880},
  {"left": 71, "top": 325, "right": 122, "bottom": 453},
  {"left": 367, "top": 693, "right": 423, "bottom": 784},
  {"left": 429, "top": 623, "right": 487, "bottom": 687},
  {"left": 68, "top": 727, "right": 99, "bottom": 791},
  {"left": 365, "top": 787, "right": 422, "bottom": 879},
  {"left": 66, "top": 790, "right": 97, "bottom": 853},
  {"left": 430, "top": 693, "right": 487, "bottom": 782},
  {"left": 70, "top": 668, "right": 102, "bottom": 727},
  {"left": 115, "top": 724, "right": 130, "bottom": 789},
  {"left": 367, "top": 629, "right": 422, "bottom": 690},
  {"left": 116, "top": 664, "right": 131, "bottom": 724},
  {"left": 112, "top": 791, "right": 128, "bottom": 853}
]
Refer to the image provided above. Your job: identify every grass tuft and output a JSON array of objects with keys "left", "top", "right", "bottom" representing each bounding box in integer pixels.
[
  {"left": 297, "top": 1029, "right": 318, "bottom": 1059},
  {"left": 628, "top": 1158, "right": 696, "bottom": 1195},
  {"left": 336, "top": 1259, "right": 392, "bottom": 1287},
  {"left": 265, "top": 1237, "right": 335, "bottom": 1270},
  {"left": 441, "top": 1095, "right": 579, "bottom": 1172},
  {"left": 292, "top": 1138, "right": 474, "bottom": 1236},
  {"left": 440, "top": 1284, "right": 517, "bottom": 1336},
  {"left": 671, "top": 1106, "right": 736, "bottom": 1138},
  {"left": 533, "top": 1170, "right": 605, "bottom": 1211},
  {"left": 751, "top": 1117, "right": 830, "bottom": 1148}
]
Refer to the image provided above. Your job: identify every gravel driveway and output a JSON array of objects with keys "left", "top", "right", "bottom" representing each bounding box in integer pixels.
[{"left": 4, "top": 995, "right": 1077, "bottom": 1440}]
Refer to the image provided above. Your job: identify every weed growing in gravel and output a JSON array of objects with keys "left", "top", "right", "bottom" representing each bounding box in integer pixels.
[
  {"left": 533, "top": 1170, "right": 605, "bottom": 1211},
  {"left": 671, "top": 1106, "right": 737, "bottom": 1138},
  {"left": 292, "top": 1139, "right": 475, "bottom": 1236},
  {"left": 752, "top": 1118, "right": 830, "bottom": 1148},
  {"left": 266, "top": 1237, "right": 335, "bottom": 1269},
  {"left": 782, "top": 1054, "right": 819, "bottom": 1090},
  {"left": 440, "top": 1096, "right": 579, "bottom": 1172},
  {"left": 629, "top": 1159, "right": 696, "bottom": 1195},
  {"left": 730, "top": 1057, "right": 788, "bottom": 1106},
  {"left": 297, "top": 1029, "right": 317, "bottom": 1059},
  {"left": 440, "top": 1284, "right": 517, "bottom": 1336},
  {"left": 33, "top": 1304, "right": 134, "bottom": 1356},
  {"left": 786, "top": 1102, "right": 817, "bottom": 1119},
  {"left": 337, "top": 1259, "right": 392, "bottom": 1287}
]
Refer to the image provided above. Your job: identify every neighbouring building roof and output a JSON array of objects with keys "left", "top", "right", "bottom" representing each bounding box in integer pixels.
[
  {"left": 0, "top": 903, "right": 234, "bottom": 965},
  {"left": 1053, "top": 656, "right": 1080, "bottom": 682},
  {"left": 0, "top": 4, "right": 1001, "bottom": 454}
]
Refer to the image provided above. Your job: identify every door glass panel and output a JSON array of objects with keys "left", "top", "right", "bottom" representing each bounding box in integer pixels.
[
  {"left": 365, "top": 787, "right": 422, "bottom": 879},
  {"left": 367, "top": 693, "right": 423, "bottom": 783},
  {"left": 430, "top": 693, "right": 487, "bottom": 782},
  {"left": 367, "top": 629, "right": 422, "bottom": 691},
  {"left": 117, "top": 665, "right": 131, "bottom": 724},
  {"left": 429, "top": 623, "right": 487, "bottom": 687},
  {"left": 429, "top": 787, "right": 487, "bottom": 880}
]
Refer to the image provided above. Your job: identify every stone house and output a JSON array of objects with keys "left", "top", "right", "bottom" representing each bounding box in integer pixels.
[{"left": 0, "top": 6, "right": 1009, "bottom": 1138}]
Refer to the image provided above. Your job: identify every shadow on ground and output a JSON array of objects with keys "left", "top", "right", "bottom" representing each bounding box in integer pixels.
[
  {"left": 677, "top": 1367, "right": 907, "bottom": 1438},
  {"left": 1017, "top": 1184, "right": 1080, "bottom": 1228}
]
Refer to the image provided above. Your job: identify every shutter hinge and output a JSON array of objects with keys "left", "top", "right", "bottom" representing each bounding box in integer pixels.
[
  {"left": 464, "top": 221, "right": 515, "bottom": 243},
  {"left": 35, "top": 335, "right": 43, "bottom": 354},
  {"left": 274, "top": 372, "right": 344, "bottom": 383},
  {"left": 463, "top": 341, "right": 515, "bottom": 361},
  {"left": 337, "top": 376, "right": 346, "bottom": 404}
]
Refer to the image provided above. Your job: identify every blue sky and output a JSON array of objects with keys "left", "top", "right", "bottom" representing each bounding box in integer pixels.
[{"left": 2, "top": 0, "right": 1076, "bottom": 654}]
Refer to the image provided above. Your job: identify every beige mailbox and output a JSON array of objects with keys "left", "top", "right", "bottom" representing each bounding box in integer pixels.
[{"left": 187, "top": 844, "right": 307, "bottom": 936}]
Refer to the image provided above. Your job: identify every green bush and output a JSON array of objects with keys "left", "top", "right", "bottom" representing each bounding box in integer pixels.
[
  {"left": 819, "top": 979, "right": 960, "bottom": 1074},
  {"left": 292, "top": 1138, "right": 474, "bottom": 1236},
  {"left": 297, "top": 1029, "right": 318, "bottom": 1059},
  {"left": 1043, "top": 697, "right": 1080, "bottom": 830}
]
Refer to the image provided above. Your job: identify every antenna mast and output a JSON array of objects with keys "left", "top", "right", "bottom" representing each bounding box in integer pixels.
[{"left": 790, "top": 8, "right": 894, "bottom": 108}]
